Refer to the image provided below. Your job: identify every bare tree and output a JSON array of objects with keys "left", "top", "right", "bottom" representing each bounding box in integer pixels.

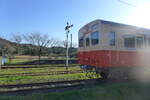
[
  {"left": 49, "top": 38, "right": 61, "bottom": 47},
  {"left": 12, "top": 33, "right": 22, "bottom": 44},
  {"left": 60, "top": 40, "right": 78, "bottom": 48},
  {"left": 24, "top": 32, "right": 53, "bottom": 65},
  {"left": 46, "top": 39, "right": 61, "bottom": 55},
  {"left": 6, "top": 44, "right": 15, "bottom": 64},
  {"left": 61, "top": 40, "right": 67, "bottom": 48},
  {"left": 11, "top": 33, "right": 22, "bottom": 55}
]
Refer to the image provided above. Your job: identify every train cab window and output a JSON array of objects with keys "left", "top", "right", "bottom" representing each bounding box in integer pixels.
[
  {"left": 124, "top": 36, "right": 135, "bottom": 49},
  {"left": 91, "top": 24, "right": 98, "bottom": 30},
  {"left": 136, "top": 37, "right": 144, "bottom": 48},
  {"left": 109, "top": 32, "right": 116, "bottom": 46},
  {"left": 79, "top": 38, "right": 84, "bottom": 47},
  {"left": 91, "top": 31, "right": 99, "bottom": 45},
  {"left": 86, "top": 37, "right": 90, "bottom": 47}
]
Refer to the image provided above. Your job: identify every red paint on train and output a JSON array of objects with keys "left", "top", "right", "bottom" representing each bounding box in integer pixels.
[{"left": 78, "top": 50, "right": 150, "bottom": 68}]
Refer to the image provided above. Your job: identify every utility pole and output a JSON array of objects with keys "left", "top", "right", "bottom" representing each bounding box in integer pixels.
[
  {"left": 70, "top": 34, "right": 72, "bottom": 59},
  {"left": 65, "top": 22, "right": 73, "bottom": 71},
  {"left": 70, "top": 34, "right": 72, "bottom": 48}
]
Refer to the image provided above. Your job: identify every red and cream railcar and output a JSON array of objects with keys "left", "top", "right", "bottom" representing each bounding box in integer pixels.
[{"left": 78, "top": 19, "right": 150, "bottom": 79}]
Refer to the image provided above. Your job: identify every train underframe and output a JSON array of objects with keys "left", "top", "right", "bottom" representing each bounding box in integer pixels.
[{"left": 81, "top": 65, "right": 132, "bottom": 80}]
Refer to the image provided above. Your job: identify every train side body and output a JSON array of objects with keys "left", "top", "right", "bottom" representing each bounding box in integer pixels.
[{"left": 78, "top": 20, "right": 150, "bottom": 68}]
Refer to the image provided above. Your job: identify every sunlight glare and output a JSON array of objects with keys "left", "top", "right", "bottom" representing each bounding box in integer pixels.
[{"left": 127, "top": 3, "right": 150, "bottom": 28}]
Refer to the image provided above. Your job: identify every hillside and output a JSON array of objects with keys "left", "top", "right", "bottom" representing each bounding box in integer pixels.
[
  {"left": 0, "top": 37, "right": 77, "bottom": 56},
  {"left": 0, "top": 38, "right": 17, "bottom": 46},
  {"left": 0, "top": 38, "right": 17, "bottom": 55}
]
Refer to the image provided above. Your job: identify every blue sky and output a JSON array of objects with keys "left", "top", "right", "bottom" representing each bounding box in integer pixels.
[{"left": 0, "top": 0, "right": 150, "bottom": 43}]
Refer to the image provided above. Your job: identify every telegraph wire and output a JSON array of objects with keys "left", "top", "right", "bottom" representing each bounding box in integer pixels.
[{"left": 117, "top": 0, "right": 141, "bottom": 9}]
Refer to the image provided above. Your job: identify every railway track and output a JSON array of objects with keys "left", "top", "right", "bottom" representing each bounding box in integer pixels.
[
  {"left": 1, "top": 64, "right": 79, "bottom": 69},
  {"left": 0, "top": 79, "right": 99, "bottom": 94},
  {"left": 0, "top": 78, "right": 130, "bottom": 94},
  {"left": 0, "top": 70, "right": 83, "bottom": 78},
  {"left": 4, "top": 59, "right": 77, "bottom": 66}
]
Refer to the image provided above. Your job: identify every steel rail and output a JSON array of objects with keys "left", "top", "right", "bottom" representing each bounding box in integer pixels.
[
  {"left": 0, "top": 79, "right": 100, "bottom": 93},
  {"left": 0, "top": 70, "right": 83, "bottom": 78}
]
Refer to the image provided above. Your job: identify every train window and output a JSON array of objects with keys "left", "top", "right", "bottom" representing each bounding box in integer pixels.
[
  {"left": 136, "top": 37, "right": 144, "bottom": 48},
  {"left": 86, "top": 37, "right": 90, "bottom": 46},
  {"left": 124, "top": 36, "right": 135, "bottom": 48},
  {"left": 109, "top": 32, "right": 115, "bottom": 46},
  {"left": 91, "top": 31, "right": 99, "bottom": 45},
  {"left": 79, "top": 38, "right": 84, "bottom": 47},
  {"left": 91, "top": 24, "right": 98, "bottom": 30}
]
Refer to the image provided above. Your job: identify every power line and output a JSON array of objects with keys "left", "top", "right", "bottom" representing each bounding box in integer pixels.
[{"left": 117, "top": 0, "right": 141, "bottom": 9}]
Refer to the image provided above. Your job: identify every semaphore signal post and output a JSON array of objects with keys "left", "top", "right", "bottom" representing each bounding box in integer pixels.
[{"left": 65, "top": 22, "right": 73, "bottom": 71}]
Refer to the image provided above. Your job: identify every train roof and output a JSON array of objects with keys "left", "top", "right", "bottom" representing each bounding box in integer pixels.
[{"left": 79, "top": 19, "right": 150, "bottom": 33}]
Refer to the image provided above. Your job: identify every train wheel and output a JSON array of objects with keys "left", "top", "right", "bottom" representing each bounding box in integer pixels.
[
  {"left": 100, "top": 71, "right": 108, "bottom": 80},
  {"left": 94, "top": 67, "right": 109, "bottom": 80}
]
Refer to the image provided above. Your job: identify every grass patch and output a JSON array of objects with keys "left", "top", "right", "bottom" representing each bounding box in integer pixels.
[
  {"left": 0, "top": 65, "right": 81, "bottom": 75},
  {"left": 4, "top": 55, "right": 49, "bottom": 64},
  {"left": 0, "top": 82, "right": 150, "bottom": 100},
  {"left": 0, "top": 65, "right": 85, "bottom": 85},
  {"left": 6, "top": 58, "right": 37, "bottom": 64},
  {"left": 0, "top": 73, "right": 87, "bottom": 85},
  {"left": 5, "top": 56, "right": 77, "bottom": 65}
]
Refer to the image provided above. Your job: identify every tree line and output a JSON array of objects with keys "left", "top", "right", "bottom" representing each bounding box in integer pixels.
[{"left": 0, "top": 32, "right": 77, "bottom": 64}]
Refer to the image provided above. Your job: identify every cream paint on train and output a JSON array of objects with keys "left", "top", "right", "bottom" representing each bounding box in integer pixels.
[{"left": 78, "top": 20, "right": 150, "bottom": 52}]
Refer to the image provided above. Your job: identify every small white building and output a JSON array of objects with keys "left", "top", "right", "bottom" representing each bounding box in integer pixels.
[{"left": 0, "top": 56, "right": 7, "bottom": 66}]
